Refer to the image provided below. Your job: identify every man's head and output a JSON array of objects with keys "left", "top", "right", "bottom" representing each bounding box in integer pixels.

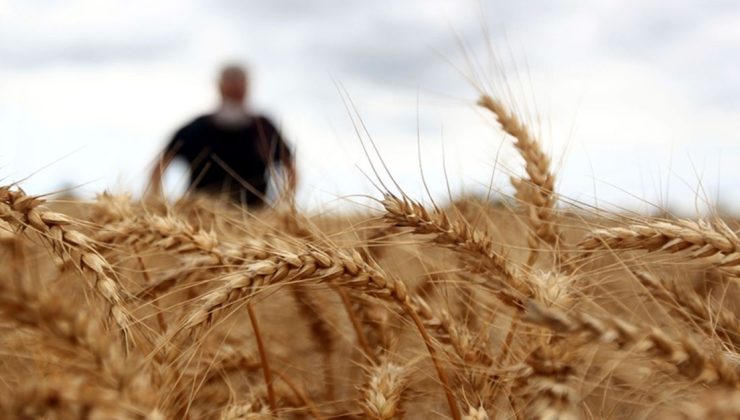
[{"left": 218, "top": 64, "right": 248, "bottom": 104}]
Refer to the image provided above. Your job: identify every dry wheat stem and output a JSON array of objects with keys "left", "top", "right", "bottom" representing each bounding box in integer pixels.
[
  {"left": 338, "top": 285, "right": 376, "bottom": 361},
  {"left": 290, "top": 285, "right": 337, "bottom": 399},
  {"left": 246, "top": 303, "right": 277, "bottom": 413},
  {"left": 272, "top": 369, "right": 325, "bottom": 420}
]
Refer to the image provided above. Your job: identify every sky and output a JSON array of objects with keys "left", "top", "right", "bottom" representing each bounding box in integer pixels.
[{"left": 1, "top": 0, "right": 739, "bottom": 215}]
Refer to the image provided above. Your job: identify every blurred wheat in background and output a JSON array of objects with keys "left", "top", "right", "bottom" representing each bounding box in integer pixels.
[{"left": 0, "top": 87, "right": 738, "bottom": 419}]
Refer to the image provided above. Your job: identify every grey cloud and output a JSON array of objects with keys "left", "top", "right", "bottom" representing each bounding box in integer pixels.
[
  {"left": 597, "top": 1, "right": 740, "bottom": 58},
  {"left": 211, "top": 0, "right": 483, "bottom": 86},
  {"left": 214, "top": 0, "right": 373, "bottom": 21},
  {"left": 0, "top": 36, "right": 188, "bottom": 69},
  {"left": 592, "top": 2, "right": 740, "bottom": 110},
  {"left": 0, "top": 1, "right": 195, "bottom": 69}
]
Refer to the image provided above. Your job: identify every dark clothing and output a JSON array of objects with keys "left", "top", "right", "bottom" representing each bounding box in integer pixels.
[{"left": 165, "top": 114, "right": 291, "bottom": 205}]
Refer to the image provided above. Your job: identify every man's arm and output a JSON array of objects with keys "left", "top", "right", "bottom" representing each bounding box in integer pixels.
[
  {"left": 258, "top": 116, "right": 297, "bottom": 201},
  {"left": 284, "top": 155, "right": 297, "bottom": 199},
  {"left": 147, "top": 150, "right": 176, "bottom": 197},
  {"left": 149, "top": 123, "right": 193, "bottom": 197}
]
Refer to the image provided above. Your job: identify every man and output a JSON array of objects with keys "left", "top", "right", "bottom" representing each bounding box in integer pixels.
[{"left": 149, "top": 64, "right": 296, "bottom": 206}]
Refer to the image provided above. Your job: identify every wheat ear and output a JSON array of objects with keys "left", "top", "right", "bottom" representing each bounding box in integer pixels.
[
  {"left": 0, "top": 186, "right": 130, "bottom": 331},
  {"left": 677, "top": 389, "right": 740, "bottom": 419},
  {"left": 359, "top": 361, "right": 410, "bottom": 419},
  {"left": 524, "top": 300, "right": 738, "bottom": 386},
  {"left": 412, "top": 295, "right": 493, "bottom": 366},
  {"left": 180, "top": 246, "right": 462, "bottom": 420},
  {"left": 0, "top": 277, "right": 166, "bottom": 416},
  {"left": 580, "top": 219, "right": 740, "bottom": 277},
  {"left": 382, "top": 193, "right": 530, "bottom": 309},
  {"left": 1, "top": 376, "right": 136, "bottom": 420},
  {"left": 219, "top": 400, "right": 273, "bottom": 420},
  {"left": 462, "top": 405, "right": 490, "bottom": 420},
  {"left": 477, "top": 94, "right": 562, "bottom": 266},
  {"left": 636, "top": 271, "right": 740, "bottom": 350},
  {"left": 516, "top": 344, "right": 581, "bottom": 420}
]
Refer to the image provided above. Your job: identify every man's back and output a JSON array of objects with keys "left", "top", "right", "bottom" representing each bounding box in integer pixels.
[{"left": 166, "top": 114, "right": 291, "bottom": 204}]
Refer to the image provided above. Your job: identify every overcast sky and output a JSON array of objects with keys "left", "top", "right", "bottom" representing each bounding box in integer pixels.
[{"left": 2, "top": 0, "right": 739, "bottom": 214}]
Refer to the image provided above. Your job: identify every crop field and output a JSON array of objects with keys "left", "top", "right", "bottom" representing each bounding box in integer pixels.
[{"left": 0, "top": 94, "right": 737, "bottom": 419}]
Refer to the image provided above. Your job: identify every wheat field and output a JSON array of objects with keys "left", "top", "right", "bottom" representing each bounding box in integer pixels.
[{"left": 0, "top": 93, "right": 738, "bottom": 419}]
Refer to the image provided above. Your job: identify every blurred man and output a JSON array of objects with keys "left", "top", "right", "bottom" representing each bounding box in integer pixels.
[{"left": 149, "top": 64, "right": 296, "bottom": 206}]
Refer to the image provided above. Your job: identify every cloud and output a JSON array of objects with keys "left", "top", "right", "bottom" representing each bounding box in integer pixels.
[
  {"left": 0, "top": 38, "right": 187, "bottom": 69},
  {"left": 209, "top": 0, "right": 484, "bottom": 87},
  {"left": 585, "top": 1, "right": 740, "bottom": 109},
  {"left": 0, "top": 0, "right": 197, "bottom": 68}
]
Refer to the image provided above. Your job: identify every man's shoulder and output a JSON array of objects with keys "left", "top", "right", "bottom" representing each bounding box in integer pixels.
[
  {"left": 171, "top": 115, "right": 216, "bottom": 146},
  {"left": 252, "top": 114, "right": 279, "bottom": 130},
  {"left": 179, "top": 114, "right": 213, "bottom": 132}
]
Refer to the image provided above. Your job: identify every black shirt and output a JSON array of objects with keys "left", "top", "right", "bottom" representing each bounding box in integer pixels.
[{"left": 165, "top": 114, "right": 291, "bottom": 204}]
